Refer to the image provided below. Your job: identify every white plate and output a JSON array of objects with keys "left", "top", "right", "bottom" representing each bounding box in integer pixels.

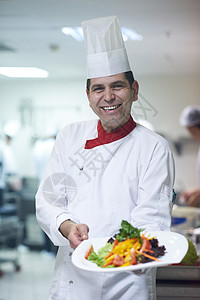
[{"left": 72, "top": 231, "right": 188, "bottom": 273}]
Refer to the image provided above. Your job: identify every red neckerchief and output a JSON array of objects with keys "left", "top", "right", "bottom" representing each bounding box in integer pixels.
[{"left": 84, "top": 116, "right": 136, "bottom": 149}]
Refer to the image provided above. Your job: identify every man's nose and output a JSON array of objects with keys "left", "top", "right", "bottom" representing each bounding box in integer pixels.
[{"left": 104, "top": 88, "right": 114, "bottom": 102}]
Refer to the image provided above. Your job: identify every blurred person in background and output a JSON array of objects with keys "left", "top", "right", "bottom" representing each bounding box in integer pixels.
[
  {"left": 180, "top": 105, "right": 200, "bottom": 207},
  {"left": 33, "top": 128, "right": 57, "bottom": 257},
  {"left": 3, "top": 120, "right": 22, "bottom": 192},
  {"left": 0, "top": 139, "right": 5, "bottom": 207},
  {"left": 0, "top": 124, "right": 23, "bottom": 250}
]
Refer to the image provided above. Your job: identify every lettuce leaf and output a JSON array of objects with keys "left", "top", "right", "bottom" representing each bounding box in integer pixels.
[{"left": 88, "top": 242, "right": 113, "bottom": 267}]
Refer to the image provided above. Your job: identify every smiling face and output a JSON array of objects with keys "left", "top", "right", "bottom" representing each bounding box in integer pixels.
[{"left": 86, "top": 73, "right": 139, "bottom": 132}]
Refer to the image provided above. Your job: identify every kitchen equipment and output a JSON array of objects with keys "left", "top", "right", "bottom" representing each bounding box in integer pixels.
[{"left": 171, "top": 205, "right": 200, "bottom": 234}]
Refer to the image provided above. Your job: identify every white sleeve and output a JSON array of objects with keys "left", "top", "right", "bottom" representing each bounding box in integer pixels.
[
  {"left": 131, "top": 142, "right": 175, "bottom": 231},
  {"left": 35, "top": 132, "right": 80, "bottom": 246}
]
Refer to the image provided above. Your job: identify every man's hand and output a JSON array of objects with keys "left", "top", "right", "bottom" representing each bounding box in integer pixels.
[
  {"left": 180, "top": 188, "right": 200, "bottom": 207},
  {"left": 59, "top": 220, "right": 89, "bottom": 249}
]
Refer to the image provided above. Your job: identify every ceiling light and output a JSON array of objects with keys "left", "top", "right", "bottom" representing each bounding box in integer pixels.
[
  {"left": 121, "top": 27, "right": 143, "bottom": 41},
  {"left": 0, "top": 67, "right": 49, "bottom": 78},
  {"left": 61, "top": 27, "right": 84, "bottom": 41},
  {"left": 61, "top": 26, "right": 143, "bottom": 42}
]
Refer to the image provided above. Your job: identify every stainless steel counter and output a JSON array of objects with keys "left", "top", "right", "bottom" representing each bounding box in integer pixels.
[{"left": 156, "top": 265, "right": 200, "bottom": 300}]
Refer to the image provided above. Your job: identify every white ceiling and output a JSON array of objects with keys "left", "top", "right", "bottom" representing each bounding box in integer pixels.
[{"left": 0, "top": 0, "right": 200, "bottom": 81}]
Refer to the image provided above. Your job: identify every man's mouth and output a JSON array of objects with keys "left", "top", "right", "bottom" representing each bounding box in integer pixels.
[{"left": 101, "top": 104, "right": 121, "bottom": 111}]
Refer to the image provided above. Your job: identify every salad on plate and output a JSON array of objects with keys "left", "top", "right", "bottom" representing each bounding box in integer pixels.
[{"left": 85, "top": 220, "right": 166, "bottom": 268}]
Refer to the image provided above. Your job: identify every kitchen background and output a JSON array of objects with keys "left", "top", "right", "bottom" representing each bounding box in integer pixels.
[
  {"left": 0, "top": 0, "right": 200, "bottom": 299},
  {"left": 0, "top": 75, "right": 200, "bottom": 188}
]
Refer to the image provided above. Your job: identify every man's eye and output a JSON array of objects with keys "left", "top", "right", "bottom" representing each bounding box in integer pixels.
[
  {"left": 93, "top": 87, "right": 103, "bottom": 92},
  {"left": 113, "top": 84, "right": 123, "bottom": 89}
]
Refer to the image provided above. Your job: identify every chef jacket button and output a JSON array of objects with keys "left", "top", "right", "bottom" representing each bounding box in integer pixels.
[
  {"left": 69, "top": 280, "right": 73, "bottom": 284},
  {"left": 69, "top": 252, "right": 72, "bottom": 257}
]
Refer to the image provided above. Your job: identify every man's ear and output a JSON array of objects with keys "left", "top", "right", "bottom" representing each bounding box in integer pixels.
[
  {"left": 86, "top": 89, "right": 90, "bottom": 102},
  {"left": 132, "top": 80, "right": 139, "bottom": 102}
]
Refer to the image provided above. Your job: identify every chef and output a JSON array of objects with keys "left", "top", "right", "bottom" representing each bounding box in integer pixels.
[
  {"left": 179, "top": 105, "right": 200, "bottom": 207},
  {"left": 0, "top": 139, "right": 5, "bottom": 206},
  {"left": 36, "top": 16, "right": 175, "bottom": 300}
]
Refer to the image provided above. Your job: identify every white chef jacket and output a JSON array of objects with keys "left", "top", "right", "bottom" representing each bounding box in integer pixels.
[
  {"left": 3, "top": 143, "right": 18, "bottom": 175},
  {"left": 36, "top": 119, "right": 175, "bottom": 300},
  {"left": 197, "top": 146, "right": 200, "bottom": 187}
]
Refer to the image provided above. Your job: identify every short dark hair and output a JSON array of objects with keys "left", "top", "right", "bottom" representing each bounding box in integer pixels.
[{"left": 86, "top": 71, "right": 135, "bottom": 92}]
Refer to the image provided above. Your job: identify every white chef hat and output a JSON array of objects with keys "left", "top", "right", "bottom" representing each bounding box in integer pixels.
[
  {"left": 180, "top": 105, "right": 200, "bottom": 127},
  {"left": 4, "top": 120, "right": 20, "bottom": 138},
  {"left": 82, "top": 16, "right": 131, "bottom": 79}
]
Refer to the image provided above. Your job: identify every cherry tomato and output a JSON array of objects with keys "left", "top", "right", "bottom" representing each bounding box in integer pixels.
[
  {"left": 84, "top": 245, "right": 93, "bottom": 259},
  {"left": 141, "top": 238, "right": 151, "bottom": 252}
]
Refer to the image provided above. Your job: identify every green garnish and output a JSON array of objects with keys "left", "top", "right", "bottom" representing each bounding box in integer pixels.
[{"left": 115, "top": 220, "right": 144, "bottom": 243}]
